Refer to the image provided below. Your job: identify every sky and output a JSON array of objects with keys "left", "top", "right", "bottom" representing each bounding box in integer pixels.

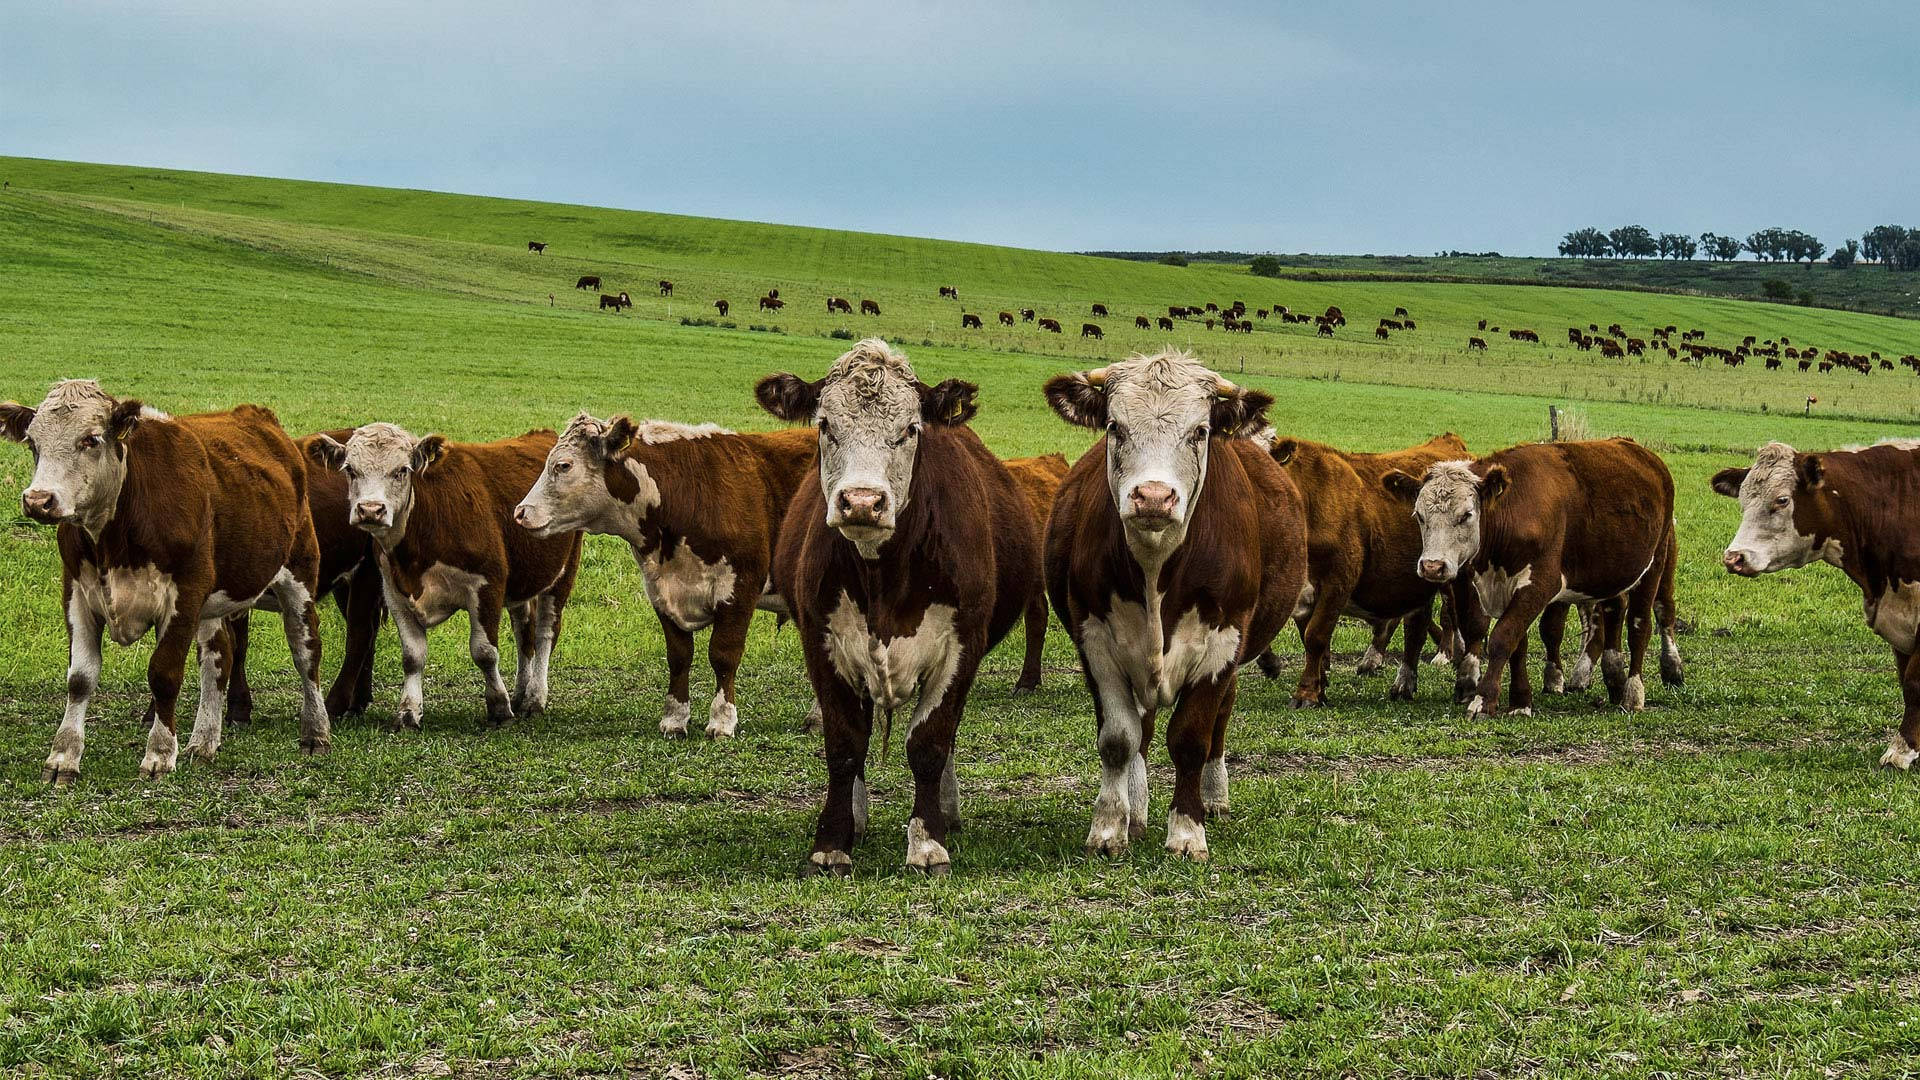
[{"left": 4, "top": 1, "right": 1917, "bottom": 256}]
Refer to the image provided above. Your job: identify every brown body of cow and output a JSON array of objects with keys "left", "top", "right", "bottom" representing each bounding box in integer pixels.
[
  {"left": 576, "top": 275, "right": 600, "bottom": 290},
  {"left": 827, "top": 297, "right": 853, "bottom": 314},
  {"left": 1135, "top": 315, "right": 1151, "bottom": 329},
  {"left": 1082, "top": 323, "right": 1103, "bottom": 339},
  {"left": 1092, "top": 304, "right": 1109, "bottom": 317},
  {"left": 528, "top": 241, "right": 546, "bottom": 254},
  {"left": 999, "top": 311, "right": 1016, "bottom": 326},
  {"left": 1157, "top": 316, "right": 1175, "bottom": 331},
  {"left": 600, "top": 292, "right": 631, "bottom": 311},
  {"left": 1039, "top": 318, "right": 1062, "bottom": 333},
  {"left": 2, "top": 386, "right": 333, "bottom": 784},
  {"left": 1003, "top": 453, "right": 1071, "bottom": 692},
  {"left": 861, "top": 299, "right": 881, "bottom": 316},
  {"left": 658, "top": 280, "right": 674, "bottom": 296},
  {"left": 1468, "top": 336, "right": 1488, "bottom": 350},
  {"left": 962, "top": 313, "right": 983, "bottom": 329},
  {"left": 713, "top": 299, "right": 729, "bottom": 317}
]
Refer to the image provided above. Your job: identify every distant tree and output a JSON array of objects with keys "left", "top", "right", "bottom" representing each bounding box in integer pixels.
[
  {"left": 1700, "top": 232, "right": 1744, "bottom": 261},
  {"left": 1249, "top": 255, "right": 1282, "bottom": 277},
  {"left": 1894, "top": 237, "right": 1920, "bottom": 272},
  {"left": 1829, "top": 239, "right": 1859, "bottom": 269},
  {"left": 1675, "top": 235, "right": 1698, "bottom": 259},
  {"left": 1801, "top": 235, "right": 1826, "bottom": 264},
  {"left": 1608, "top": 225, "right": 1656, "bottom": 258},
  {"left": 1159, "top": 252, "right": 1189, "bottom": 267},
  {"left": 1558, "top": 227, "right": 1610, "bottom": 257},
  {"left": 1761, "top": 278, "right": 1793, "bottom": 299},
  {"left": 1863, "top": 225, "right": 1909, "bottom": 264}
]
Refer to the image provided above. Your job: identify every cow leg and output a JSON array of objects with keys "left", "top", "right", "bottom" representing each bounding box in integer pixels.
[
  {"left": 45, "top": 590, "right": 103, "bottom": 787},
  {"left": 1013, "top": 592, "right": 1047, "bottom": 694},
  {"left": 804, "top": 668, "right": 871, "bottom": 878},
  {"left": 1292, "top": 585, "right": 1347, "bottom": 708},
  {"left": 1166, "top": 674, "right": 1235, "bottom": 861},
  {"left": 184, "top": 618, "right": 231, "bottom": 764},
  {"left": 1507, "top": 625, "right": 1534, "bottom": 716},
  {"left": 1539, "top": 602, "right": 1570, "bottom": 694},
  {"left": 1389, "top": 602, "right": 1431, "bottom": 701},
  {"left": 1566, "top": 602, "right": 1600, "bottom": 692},
  {"left": 270, "top": 568, "right": 331, "bottom": 754},
  {"left": 1254, "top": 649, "right": 1284, "bottom": 680},
  {"left": 703, "top": 601, "right": 753, "bottom": 739},
  {"left": 386, "top": 573, "right": 429, "bottom": 731},
  {"left": 1597, "top": 598, "right": 1629, "bottom": 706},
  {"left": 1880, "top": 649, "right": 1920, "bottom": 769},
  {"left": 657, "top": 614, "right": 695, "bottom": 738},
  {"left": 1451, "top": 582, "right": 1488, "bottom": 703},
  {"left": 518, "top": 591, "right": 560, "bottom": 716},
  {"left": 467, "top": 592, "right": 512, "bottom": 726},
  {"left": 903, "top": 668, "right": 976, "bottom": 875},
  {"left": 1081, "top": 640, "right": 1149, "bottom": 856},
  {"left": 1202, "top": 678, "right": 1234, "bottom": 817},
  {"left": 1621, "top": 567, "right": 1660, "bottom": 712},
  {"left": 507, "top": 600, "right": 534, "bottom": 709},
  {"left": 328, "top": 560, "right": 382, "bottom": 718},
  {"left": 138, "top": 604, "right": 199, "bottom": 779},
  {"left": 1656, "top": 528, "right": 1685, "bottom": 687},
  {"left": 1430, "top": 591, "right": 1460, "bottom": 666},
  {"left": 1357, "top": 617, "right": 1397, "bottom": 676},
  {"left": 223, "top": 612, "right": 254, "bottom": 725},
  {"left": 1468, "top": 582, "right": 1552, "bottom": 719}
]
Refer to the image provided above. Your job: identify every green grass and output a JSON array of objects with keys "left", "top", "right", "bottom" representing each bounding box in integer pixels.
[{"left": 3, "top": 158, "right": 1920, "bottom": 1078}]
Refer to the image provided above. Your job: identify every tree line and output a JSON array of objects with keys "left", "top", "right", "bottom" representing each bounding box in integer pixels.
[{"left": 1559, "top": 224, "right": 1920, "bottom": 270}]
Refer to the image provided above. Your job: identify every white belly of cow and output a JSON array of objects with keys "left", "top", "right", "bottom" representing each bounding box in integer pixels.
[
  {"left": 401, "top": 562, "right": 487, "bottom": 627},
  {"left": 823, "top": 593, "right": 960, "bottom": 715},
  {"left": 1870, "top": 581, "right": 1920, "bottom": 653},
  {"left": 1474, "top": 564, "right": 1534, "bottom": 618},
  {"left": 642, "top": 545, "right": 737, "bottom": 632},
  {"left": 76, "top": 563, "right": 181, "bottom": 645},
  {"left": 1081, "top": 599, "right": 1241, "bottom": 712}
]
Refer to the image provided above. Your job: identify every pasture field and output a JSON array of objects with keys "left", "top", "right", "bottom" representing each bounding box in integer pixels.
[{"left": 2, "top": 160, "right": 1920, "bottom": 1077}]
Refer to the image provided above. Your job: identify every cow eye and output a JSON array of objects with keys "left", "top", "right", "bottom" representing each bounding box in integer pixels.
[
  {"left": 78, "top": 434, "right": 102, "bottom": 450},
  {"left": 1105, "top": 420, "right": 1124, "bottom": 441},
  {"left": 1772, "top": 495, "right": 1790, "bottom": 509},
  {"left": 344, "top": 465, "right": 359, "bottom": 479},
  {"left": 1190, "top": 424, "right": 1209, "bottom": 444},
  {"left": 556, "top": 460, "right": 573, "bottom": 473},
  {"left": 392, "top": 466, "right": 410, "bottom": 480}
]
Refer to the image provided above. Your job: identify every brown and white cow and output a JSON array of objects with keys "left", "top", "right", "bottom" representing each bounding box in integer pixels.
[
  {"left": 1044, "top": 350, "right": 1307, "bottom": 861},
  {"left": 1714, "top": 440, "right": 1920, "bottom": 767},
  {"left": 1004, "top": 453, "right": 1071, "bottom": 692},
  {"left": 310, "top": 425, "right": 583, "bottom": 728},
  {"left": 1385, "top": 438, "right": 1676, "bottom": 717},
  {"left": 515, "top": 414, "right": 815, "bottom": 737},
  {"left": 1264, "top": 432, "right": 1470, "bottom": 706},
  {"left": 758, "top": 339, "right": 1042, "bottom": 876},
  {"left": 1, "top": 380, "right": 332, "bottom": 784}
]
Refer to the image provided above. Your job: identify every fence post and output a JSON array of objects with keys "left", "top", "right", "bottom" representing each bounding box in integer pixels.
[{"left": 1549, "top": 405, "right": 1560, "bottom": 441}]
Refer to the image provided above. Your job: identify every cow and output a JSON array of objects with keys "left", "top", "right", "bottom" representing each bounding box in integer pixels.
[
  {"left": 1324, "top": 306, "right": 1345, "bottom": 326},
  {"left": 1039, "top": 318, "right": 1063, "bottom": 333},
  {"left": 939, "top": 285, "right": 959, "bottom": 299},
  {"left": 712, "top": 299, "right": 729, "bottom": 317},
  {"left": 308, "top": 425, "right": 583, "bottom": 729},
  {"left": 1395, "top": 306, "right": 1410, "bottom": 318},
  {"left": 757, "top": 339, "right": 1042, "bottom": 875},
  {"left": 1092, "top": 304, "right": 1109, "bottom": 317},
  {"left": 1169, "top": 306, "right": 1186, "bottom": 320},
  {"left": 862, "top": 300, "right": 881, "bottom": 316},
  {"left": 1042, "top": 350, "right": 1308, "bottom": 860},
  {"left": 1468, "top": 337, "right": 1488, "bottom": 351},
  {"left": 528, "top": 241, "right": 546, "bottom": 254},
  {"left": 658, "top": 280, "right": 674, "bottom": 297},
  {"left": 1003, "top": 453, "right": 1071, "bottom": 692},
  {"left": 576, "top": 275, "right": 601, "bottom": 290},
  {"left": 759, "top": 295, "right": 785, "bottom": 311},
  {"left": 1713, "top": 440, "right": 1920, "bottom": 768},
  {"left": 1157, "top": 317, "right": 1175, "bottom": 331},
  {"left": 1385, "top": 438, "right": 1677, "bottom": 717},
  {"left": 1317, "top": 322, "right": 1334, "bottom": 337},
  {"left": 999, "top": 311, "right": 1016, "bottom": 326},
  {"left": 962, "top": 313, "right": 983, "bottom": 329},
  {"left": 600, "top": 292, "right": 631, "bottom": 311},
  {"left": 1, "top": 381, "right": 333, "bottom": 784},
  {"left": 1135, "top": 316, "right": 1151, "bottom": 330},
  {"left": 1021, "top": 309, "right": 1036, "bottom": 322},
  {"left": 827, "top": 297, "right": 853, "bottom": 314},
  {"left": 515, "top": 415, "right": 815, "bottom": 738},
  {"left": 1082, "top": 323, "right": 1103, "bottom": 339},
  {"left": 1265, "top": 433, "right": 1470, "bottom": 706},
  {"left": 1375, "top": 326, "right": 1391, "bottom": 341}
]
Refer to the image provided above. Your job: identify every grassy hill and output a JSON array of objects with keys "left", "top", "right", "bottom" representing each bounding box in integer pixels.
[{"left": 2, "top": 158, "right": 1920, "bottom": 1077}]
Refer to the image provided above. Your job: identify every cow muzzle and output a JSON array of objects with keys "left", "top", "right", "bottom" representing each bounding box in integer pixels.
[
  {"left": 1418, "top": 558, "right": 1453, "bottom": 583},
  {"left": 834, "top": 487, "right": 890, "bottom": 529},
  {"left": 1722, "top": 550, "right": 1760, "bottom": 577},
  {"left": 513, "top": 503, "right": 551, "bottom": 534},
  {"left": 20, "top": 489, "right": 66, "bottom": 524},
  {"left": 1125, "top": 481, "right": 1179, "bottom": 527},
  {"left": 353, "top": 501, "right": 391, "bottom": 528}
]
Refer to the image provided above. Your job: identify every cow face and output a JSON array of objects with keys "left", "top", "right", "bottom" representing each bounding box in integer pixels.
[
  {"left": 1713, "top": 441, "right": 1832, "bottom": 576},
  {"left": 309, "top": 422, "right": 445, "bottom": 542},
  {"left": 756, "top": 338, "right": 976, "bottom": 558},
  {"left": 516, "top": 413, "right": 642, "bottom": 537},
  {"left": 1045, "top": 350, "right": 1271, "bottom": 550},
  {"left": 1385, "top": 460, "right": 1508, "bottom": 583},
  {"left": 0, "top": 380, "right": 153, "bottom": 534}
]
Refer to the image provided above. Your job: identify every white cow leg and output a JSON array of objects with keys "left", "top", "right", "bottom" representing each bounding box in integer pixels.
[
  {"left": 271, "top": 571, "right": 332, "bottom": 754},
  {"left": 468, "top": 609, "right": 514, "bottom": 725},
  {"left": 518, "top": 594, "right": 557, "bottom": 715},
  {"left": 850, "top": 773, "right": 870, "bottom": 837},
  {"left": 1087, "top": 681, "right": 1144, "bottom": 855},
  {"left": 184, "top": 619, "right": 227, "bottom": 763},
  {"left": 1201, "top": 755, "right": 1229, "bottom": 817},
  {"left": 389, "top": 579, "right": 429, "bottom": 731},
  {"left": 46, "top": 596, "right": 102, "bottom": 786},
  {"left": 507, "top": 601, "right": 533, "bottom": 708},
  {"left": 939, "top": 755, "right": 960, "bottom": 829}
]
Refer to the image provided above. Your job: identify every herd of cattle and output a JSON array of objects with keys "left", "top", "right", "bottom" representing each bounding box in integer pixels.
[{"left": 11, "top": 339, "right": 1919, "bottom": 873}]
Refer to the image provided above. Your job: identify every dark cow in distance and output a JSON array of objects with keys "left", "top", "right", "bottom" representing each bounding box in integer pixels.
[
  {"left": 714, "top": 299, "right": 729, "bottom": 317},
  {"left": 1714, "top": 440, "right": 1920, "bottom": 768},
  {"left": 1386, "top": 438, "right": 1677, "bottom": 717},
  {"left": 1135, "top": 316, "right": 1151, "bottom": 329},
  {"left": 999, "top": 311, "right": 1016, "bottom": 326},
  {"left": 1157, "top": 316, "right": 1175, "bottom": 331},
  {"left": 1468, "top": 337, "right": 1488, "bottom": 350},
  {"left": 827, "top": 297, "right": 853, "bottom": 314},
  {"left": 1044, "top": 351, "right": 1307, "bottom": 860},
  {"left": 658, "top": 280, "right": 674, "bottom": 296},
  {"left": 1092, "top": 304, "right": 1109, "bottom": 317},
  {"left": 962, "top": 313, "right": 983, "bottom": 329},
  {"left": 1081, "top": 323, "right": 1103, "bottom": 339},
  {"left": 1, "top": 381, "right": 333, "bottom": 784},
  {"left": 939, "top": 285, "right": 959, "bottom": 299},
  {"left": 759, "top": 295, "right": 784, "bottom": 311},
  {"left": 1021, "top": 309, "right": 1035, "bottom": 322},
  {"left": 576, "top": 275, "right": 601, "bottom": 290},
  {"left": 310, "top": 425, "right": 583, "bottom": 729},
  {"left": 516, "top": 415, "right": 815, "bottom": 738},
  {"left": 759, "top": 339, "right": 1042, "bottom": 875},
  {"left": 600, "top": 292, "right": 631, "bottom": 311},
  {"left": 527, "top": 241, "right": 546, "bottom": 254},
  {"left": 1039, "top": 318, "right": 1063, "bottom": 333},
  {"left": 861, "top": 299, "right": 881, "bottom": 316}
]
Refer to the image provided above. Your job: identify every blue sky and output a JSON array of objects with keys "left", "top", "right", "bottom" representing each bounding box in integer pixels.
[{"left": 5, "top": 1, "right": 1916, "bottom": 255}]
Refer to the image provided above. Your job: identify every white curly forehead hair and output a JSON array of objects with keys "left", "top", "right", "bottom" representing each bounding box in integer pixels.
[
  {"left": 1414, "top": 460, "right": 1483, "bottom": 513},
  {"left": 822, "top": 338, "right": 918, "bottom": 407}
]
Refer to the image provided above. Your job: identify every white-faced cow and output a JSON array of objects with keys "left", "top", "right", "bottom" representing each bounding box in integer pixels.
[
  {"left": 1714, "top": 440, "right": 1920, "bottom": 768},
  {"left": 1044, "top": 350, "right": 1308, "bottom": 861},
  {"left": 758, "top": 339, "right": 1042, "bottom": 876},
  {"left": 1384, "top": 438, "right": 1678, "bottom": 717},
  {"left": 515, "top": 414, "right": 815, "bottom": 738},
  {"left": 1, "top": 380, "right": 332, "bottom": 784},
  {"left": 310, "top": 425, "right": 583, "bottom": 729}
]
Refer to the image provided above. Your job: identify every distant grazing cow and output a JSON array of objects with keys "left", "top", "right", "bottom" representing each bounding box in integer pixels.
[
  {"left": 1386, "top": 438, "right": 1678, "bottom": 716},
  {"left": 1003, "top": 453, "right": 1071, "bottom": 692},
  {"left": 1395, "top": 307, "right": 1409, "bottom": 318},
  {"left": 1157, "top": 316, "right": 1175, "bottom": 331},
  {"left": 962, "top": 313, "right": 983, "bottom": 329},
  {"left": 1317, "top": 322, "right": 1334, "bottom": 337},
  {"left": 1169, "top": 306, "right": 1186, "bottom": 319},
  {"left": 1, "top": 381, "right": 332, "bottom": 783},
  {"left": 576, "top": 275, "right": 601, "bottom": 290},
  {"left": 714, "top": 299, "right": 729, "bottom": 317},
  {"left": 1257, "top": 309, "right": 1269, "bottom": 319},
  {"left": 1039, "top": 318, "right": 1063, "bottom": 333},
  {"left": 1375, "top": 326, "right": 1390, "bottom": 340},
  {"left": 1205, "top": 319, "right": 1216, "bottom": 330},
  {"left": 1021, "top": 309, "right": 1035, "bottom": 322},
  {"left": 939, "top": 285, "right": 959, "bottom": 299},
  {"left": 658, "top": 280, "right": 674, "bottom": 297},
  {"left": 1136, "top": 316, "right": 1151, "bottom": 329},
  {"left": 1324, "top": 306, "right": 1345, "bottom": 326},
  {"left": 827, "top": 297, "right": 853, "bottom": 314},
  {"left": 1205, "top": 303, "right": 1219, "bottom": 312},
  {"left": 310, "top": 425, "right": 584, "bottom": 729},
  {"left": 600, "top": 292, "right": 631, "bottom": 311},
  {"left": 1082, "top": 323, "right": 1103, "bottom": 339},
  {"left": 999, "top": 311, "right": 1016, "bottom": 326},
  {"left": 516, "top": 414, "right": 815, "bottom": 738},
  {"left": 528, "top": 241, "right": 546, "bottom": 254},
  {"left": 1478, "top": 319, "right": 1488, "bottom": 331},
  {"left": 759, "top": 295, "right": 784, "bottom": 311},
  {"left": 1509, "top": 329, "right": 1539, "bottom": 343},
  {"left": 861, "top": 299, "right": 881, "bottom": 316},
  {"left": 769, "top": 288, "right": 780, "bottom": 299},
  {"left": 759, "top": 339, "right": 1041, "bottom": 875},
  {"left": 1468, "top": 337, "right": 1488, "bottom": 351},
  {"left": 1237, "top": 321, "right": 1252, "bottom": 334},
  {"left": 1092, "top": 304, "right": 1109, "bottom": 317},
  {"left": 1403, "top": 319, "right": 1417, "bottom": 330},
  {"left": 1043, "top": 350, "right": 1307, "bottom": 860}
]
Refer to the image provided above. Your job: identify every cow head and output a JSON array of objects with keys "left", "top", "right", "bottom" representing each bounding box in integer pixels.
[
  {"left": 515, "top": 412, "right": 649, "bottom": 538},
  {"left": 0, "top": 379, "right": 158, "bottom": 534},
  {"left": 756, "top": 338, "right": 976, "bottom": 559},
  {"left": 1384, "top": 459, "right": 1508, "bottom": 583},
  {"left": 309, "top": 422, "right": 445, "bottom": 544},
  {"left": 1712, "top": 441, "right": 1834, "bottom": 576},
  {"left": 1045, "top": 350, "right": 1271, "bottom": 554}
]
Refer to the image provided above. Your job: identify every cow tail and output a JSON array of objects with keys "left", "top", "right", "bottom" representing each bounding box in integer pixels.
[{"left": 879, "top": 706, "right": 895, "bottom": 764}]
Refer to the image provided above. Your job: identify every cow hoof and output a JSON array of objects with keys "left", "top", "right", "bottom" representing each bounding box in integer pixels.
[
  {"left": 394, "top": 708, "right": 422, "bottom": 732},
  {"left": 910, "top": 861, "right": 952, "bottom": 878},
  {"left": 1879, "top": 741, "right": 1918, "bottom": 770},
  {"left": 1012, "top": 680, "right": 1040, "bottom": 696},
  {"left": 1289, "top": 694, "right": 1324, "bottom": 710},
  {"left": 42, "top": 765, "right": 78, "bottom": 788},
  {"left": 1355, "top": 649, "right": 1387, "bottom": 677},
  {"left": 1543, "top": 665, "right": 1565, "bottom": 694},
  {"left": 660, "top": 724, "right": 688, "bottom": 740},
  {"left": 512, "top": 693, "right": 547, "bottom": 717},
  {"left": 186, "top": 742, "right": 219, "bottom": 765},
  {"left": 225, "top": 705, "right": 254, "bottom": 727},
  {"left": 1204, "top": 802, "right": 1230, "bottom": 820},
  {"left": 802, "top": 850, "right": 854, "bottom": 878},
  {"left": 1465, "top": 695, "right": 1486, "bottom": 718},
  {"left": 138, "top": 760, "right": 174, "bottom": 781},
  {"left": 1510, "top": 707, "right": 1534, "bottom": 718},
  {"left": 300, "top": 738, "right": 331, "bottom": 757},
  {"left": 1165, "top": 810, "right": 1210, "bottom": 862}
]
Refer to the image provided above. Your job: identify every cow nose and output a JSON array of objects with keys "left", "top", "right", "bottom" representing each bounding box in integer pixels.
[
  {"left": 353, "top": 501, "right": 388, "bottom": 524},
  {"left": 1722, "top": 550, "right": 1751, "bottom": 575},
  {"left": 1418, "top": 559, "right": 1449, "bottom": 582},
  {"left": 20, "top": 489, "right": 60, "bottom": 522},
  {"left": 837, "top": 488, "right": 887, "bottom": 524},
  {"left": 1128, "top": 482, "right": 1177, "bottom": 518},
  {"left": 513, "top": 504, "right": 543, "bottom": 529}
]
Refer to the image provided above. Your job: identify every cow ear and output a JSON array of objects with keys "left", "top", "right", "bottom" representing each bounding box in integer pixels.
[
  {"left": 601, "top": 415, "right": 638, "bottom": 456},
  {"left": 1709, "top": 467, "right": 1749, "bottom": 498},
  {"left": 1798, "top": 454, "right": 1823, "bottom": 489},
  {"left": 411, "top": 434, "right": 447, "bottom": 474},
  {"left": 1479, "top": 464, "right": 1510, "bottom": 506},
  {"left": 755, "top": 373, "right": 820, "bottom": 423},
  {"left": 309, "top": 434, "right": 347, "bottom": 470},
  {"left": 1270, "top": 438, "right": 1299, "bottom": 465},
  {"left": 0, "top": 403, "right": 34, "bottom": 443},
  {"left": 108, "top": 399, "right": 146, "bottom": 442},
  {"left": 1381, "top": 469, "right": 1421, "bottom": 503},
  {"left": 1212, "top": 388, "right": 1274, "bottom": 438},
  {"left": 921, "top": 379, "right": 979, "bottom": 426},
  {"left": 1044, "top": 372, "right": 1107, "bottom": 429}
]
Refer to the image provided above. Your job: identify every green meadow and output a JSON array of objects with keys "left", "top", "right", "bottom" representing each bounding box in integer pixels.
[{"left": 2, "top": 157, "right": 1919, "bottom": 1078}]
